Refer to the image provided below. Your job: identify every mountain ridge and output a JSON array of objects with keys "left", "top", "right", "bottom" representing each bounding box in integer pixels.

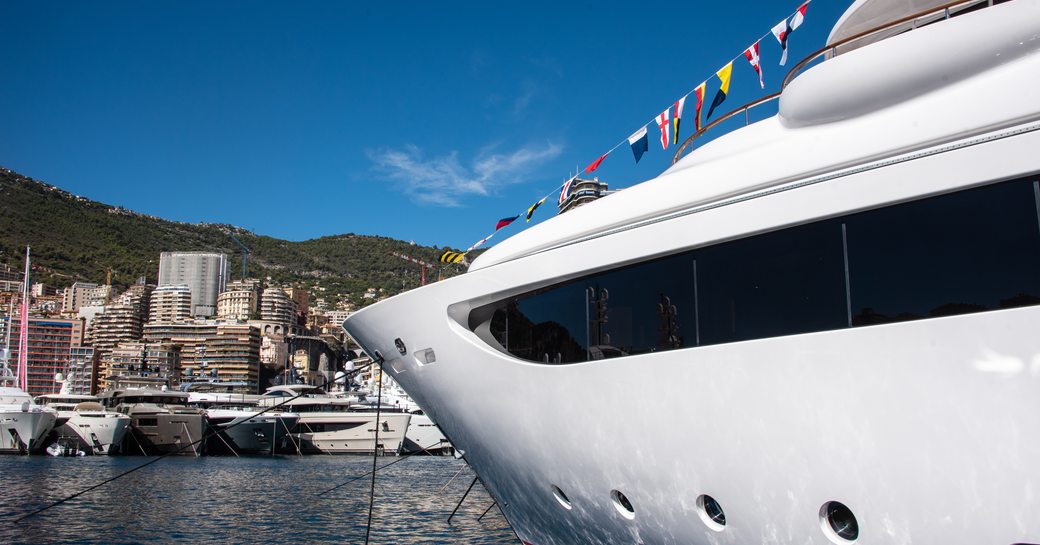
[{"left": 0, "top": 167, "right": 463, "bottom": 306}]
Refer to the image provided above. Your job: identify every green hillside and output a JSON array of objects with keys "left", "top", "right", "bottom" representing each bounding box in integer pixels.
[{"left": 0, "top": 167, "right": 465, "bottom": 306}]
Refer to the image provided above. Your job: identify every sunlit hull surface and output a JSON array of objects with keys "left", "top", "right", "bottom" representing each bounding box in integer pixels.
[{"left": 344, "top": 1, "right": 1040, "bottom": 542}]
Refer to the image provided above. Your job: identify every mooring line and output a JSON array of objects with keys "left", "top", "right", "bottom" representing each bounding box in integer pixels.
[
  {"left": 477, "top": 501, "right": 497, "bottom": 521},
  {"left": 363, "top": 367, "right": 384, "bottom": 545},
  {"left": 447, "top": 475, "right": 480, "bottom": 525},
  {"left": 12, "top": 384, "right": 324, "bottom": 524},
  {"left": 320, "top": 439, "right": 452, "bottom": 495}
]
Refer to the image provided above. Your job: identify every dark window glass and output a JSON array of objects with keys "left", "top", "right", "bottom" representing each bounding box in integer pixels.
[
  {"left": 584, "top": 253, "right": 695, "bottom": 359},
  {"left": 696, "top": 220, "right": 848, "bottom": 345},
  {"left": 504, "top": 281, "right": 588, "bottom": 363},
  {"left": 845, "top": 180, "right": 1040, "bottom": 325}
]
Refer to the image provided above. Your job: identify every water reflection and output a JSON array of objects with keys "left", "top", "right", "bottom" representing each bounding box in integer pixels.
[{"left": 0, "top": 456, "right": 515, "bottom": 544}]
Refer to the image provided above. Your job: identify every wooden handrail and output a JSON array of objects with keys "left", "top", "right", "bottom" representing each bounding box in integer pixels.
[{"left": 672, "top": 0, "right": 995, "bottom": 165}]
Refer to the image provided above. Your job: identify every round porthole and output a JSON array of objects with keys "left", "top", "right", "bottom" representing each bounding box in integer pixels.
[
  {"left": 695, "top": 494, "right": 726, "bottom": 531},
  {"left": 820, "top": 501, "right": 859, "bottom": 543},
  {"left": 551, "top": 485, "right": 572, "bottom": 510},
  {"left": 610, "top": 489, "right": 635, "bottom": 520}
]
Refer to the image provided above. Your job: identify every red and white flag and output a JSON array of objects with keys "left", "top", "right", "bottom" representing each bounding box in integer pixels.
[
  {"left": 791, "top": 2, "right": 808, "bottom": 30},
  {"left": 656, "top": 108, "right": 671, "bottom": 150},
  {"left": 744, "top": 41, "right": 764, "bottom": 89}
]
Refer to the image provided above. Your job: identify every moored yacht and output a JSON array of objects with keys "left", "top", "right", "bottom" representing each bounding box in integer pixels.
[
  {"left": 36, "top": 393, "right": 131, "bottom": 455},
  {"left": 0, "top": 378, "right": 56, "bottom": 454},
  {"left": 258, "top": 385, "right": 410, "bottom": 455},
  {"left": 188, "top": 392, "right": 299, "bottom": 455},
  {"left": 98, "top": 388, "right": 206, "bottom": 456},
  {"left": 36, "top": 372, "right": 131, "bottom": 455},
  {"left": 344, "top": 0, "right": 1040, "bottom": 543}
]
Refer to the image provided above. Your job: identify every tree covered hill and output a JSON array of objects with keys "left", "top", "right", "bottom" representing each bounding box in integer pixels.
[{"left": 0, "top": 167, "right": 464, "bottom": 306}]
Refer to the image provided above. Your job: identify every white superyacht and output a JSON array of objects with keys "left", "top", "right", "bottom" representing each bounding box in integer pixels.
[
  {"left": 0, "top": 361, "right": 56, "bottom": 454},
  {"left": 343, "top": 0, "right": 1040, "bottom": 543}
]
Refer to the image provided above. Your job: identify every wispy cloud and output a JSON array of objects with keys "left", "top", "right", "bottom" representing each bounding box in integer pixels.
[{"left": 367, "top": 142, "right": 562, "bottom": 207}]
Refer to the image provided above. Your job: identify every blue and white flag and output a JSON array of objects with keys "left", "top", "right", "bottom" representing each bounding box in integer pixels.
[{"left": 628, "top": 126, "right": 649, "bottom": 163}]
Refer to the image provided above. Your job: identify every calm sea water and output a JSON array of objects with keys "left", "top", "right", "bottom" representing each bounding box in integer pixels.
[{"left": 0, "top": 455, "right": 518, "bottom": 544}]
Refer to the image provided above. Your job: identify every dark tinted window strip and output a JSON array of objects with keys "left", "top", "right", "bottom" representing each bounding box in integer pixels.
[{"left": 473, "top": 176, "right": 1040, "bottom": 364}]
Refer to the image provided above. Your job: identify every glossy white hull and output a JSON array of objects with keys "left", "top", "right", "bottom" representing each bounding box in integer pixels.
[
  {"left": 0, "top": 408, "right": 56, "bottom": 454},
  {"left": 343, "top": 3, "right": 1040, "bottom": 538},
  {"left": 55, "top": 412, "right": 131, "bottom": 455},
  {"left": 402, "top": 413, "right": 452, "bottom": 455},
  {"left": 290, "top": 412, "right": 411, "bottom": 455}
]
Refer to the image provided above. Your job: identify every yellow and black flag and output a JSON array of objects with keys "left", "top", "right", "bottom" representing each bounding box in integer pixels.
[
  {"left": 440, "top": 250, "right": 466, "bottom": 264},
  {"left": 526, "top": 196, "right": 547, "bottom": 222},
  {"left": 706, "top": 62, "right": 733, "bottom": 120}
]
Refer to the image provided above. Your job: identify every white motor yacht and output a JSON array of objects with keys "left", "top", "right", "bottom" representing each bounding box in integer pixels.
[
  {"left": 188, "top": 392, "right": 300, "bottom": 455},
  {"left": 36, "top": 373, "right": 130, "bottom": 455},
  {"left": 0, "top": 381, "right": 56, "bottom": 454},
  {"left": 258, "top": 385, "right": 410, "bottom": 455},
  {"left": 343, "top": 1, "right": 1040, "bottom": 543}
]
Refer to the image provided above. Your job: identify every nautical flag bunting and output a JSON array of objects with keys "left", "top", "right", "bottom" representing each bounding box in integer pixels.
[
  {"left": 706, "top": 62, "right": 733, "bottom": 120},
  {"left": 526, "top": 196, "right": 547, "bottom": 222},
  {"left": 656, "top": 108, "right": 670, "bottom": 150},
  {"left": 693, "top": 82, "right": 706, "bottom": 132},
  {"left": 773, "top": 3, "right": 808, "bottom": 67},
  {"left": 495, "top": 215, "right": 519, "bottom": 231},
  {"left": 585, "top": 152, "right": 608, "bottom": 174},
  {"left": 744, "top": 41, "right": 765, "bottom": 89},
  {"left": 628, "top": 126, "right": 649, "bottom": 164},
  {"left": 672, "top": 96, "right": 686, "bottom": 146}
]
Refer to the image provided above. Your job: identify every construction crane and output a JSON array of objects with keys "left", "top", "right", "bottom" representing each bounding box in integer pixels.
[
  {"left": 389, "top": 251, "right": 436, "bottom": 286},
  {"left": 229, "top": 234, "right": 250, "bottom": 279}
]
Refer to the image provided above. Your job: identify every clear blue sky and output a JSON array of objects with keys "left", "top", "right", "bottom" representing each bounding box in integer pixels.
[{"left": 0, "top": 0, "right": 847, "bottom": 250}]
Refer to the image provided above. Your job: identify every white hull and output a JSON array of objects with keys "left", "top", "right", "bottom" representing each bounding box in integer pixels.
[
  {"left": 54, "top": 413, "right": 131, "bottom": 455},
  {"left": 344, "top": 2, "right": 1040, "bottom": 542},
  {"left": 0, "top": 409, "right": 56, "bottom": 454},
  {"left": 290, "top": 412, "right": 411, "bottom": 455},
  {"left": 402, "top": 413, "right": 452, "bottom": 455}
]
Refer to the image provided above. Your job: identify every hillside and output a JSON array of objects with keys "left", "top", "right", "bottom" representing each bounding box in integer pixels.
[{"left": 0, "top": 167, "right": 465, "bottom": 306}]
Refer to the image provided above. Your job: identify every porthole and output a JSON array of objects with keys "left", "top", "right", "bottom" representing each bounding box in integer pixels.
[
  {"left": 610, "top": 489, "right": 635, "bottom": 520},
  {"left": 695, "top": 494, "right": 726, "bottom": 531},
  {"left": 820, "top": 501, "right": 859, "bottom": 543},
  {"left": 551, "top": 485, "right": 572, "bottom": 510}
]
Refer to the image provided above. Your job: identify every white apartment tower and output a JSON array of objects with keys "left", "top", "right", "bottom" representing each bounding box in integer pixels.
[
  {"left": 149, "top": 285, "right": 192, "bottom": 324},
  {"left": 157, "top": 252, "right": 229, "bottom": 317}
]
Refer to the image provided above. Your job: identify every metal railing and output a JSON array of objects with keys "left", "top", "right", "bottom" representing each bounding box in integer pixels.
[{"left": 672, "top": 0, "right": 998, "bottom": 165}]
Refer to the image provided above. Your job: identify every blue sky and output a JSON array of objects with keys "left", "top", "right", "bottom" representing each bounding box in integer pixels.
[{"left": 0, "top": 0, "right": 847, "bottom": 249}]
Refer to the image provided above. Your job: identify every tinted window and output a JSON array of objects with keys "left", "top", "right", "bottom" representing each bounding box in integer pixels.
[
  {"left": 846, "top": 180, "right": 1040, "bottom": 325},
  {"left": 501, "top": 281, "right": 587, "bottom": 363},
  {"left": 476, "top": 177, "right": 1040, "bottom": 363},
  {"left": 697, "top": 220, "right": 848, "bottom": 345},
  {"left": 584, "top": 253, "right": 696, "bottom": 359}
]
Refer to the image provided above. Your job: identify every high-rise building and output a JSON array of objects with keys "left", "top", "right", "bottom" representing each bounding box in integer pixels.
[
  {"left": 260, "top": 287, "right": 297, "bottom": 329},
  {"left": 286, "top": 287, "right": 309, "bottom": 325},
  {"left": 217, "top": 280, "right": 262, "bottom": 321},
  {"left": 157, "top": 252, "right": 229, "bottom": 317},
  {"left": 68, "top": 346, "right": 98, "bottom": 395},
  {"left": 62, "top": 282, "right": 113, "bottom": 314},
  {"left": 8, "top": 317, "right": 83, "bottom": 396},
  {"left": 87, "top": 283, "right": 153, "bottom": 376},
  {"left": 149, "top": 286, "right": 192, "bottom": 324},
  {"left": 144, "top": 322, "right": 261, "bottom": 393}
]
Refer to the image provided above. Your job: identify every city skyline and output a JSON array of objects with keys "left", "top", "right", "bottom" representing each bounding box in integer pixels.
[{"left": 0, "top": 0, "right": 844, "bottom": 249}]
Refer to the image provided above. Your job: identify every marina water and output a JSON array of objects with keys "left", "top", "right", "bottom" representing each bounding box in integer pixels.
[{"left": 0, "top": 456, "right": 517, "bottom": 544}]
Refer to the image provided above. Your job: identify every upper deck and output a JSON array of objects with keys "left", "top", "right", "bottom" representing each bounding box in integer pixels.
[{"left": 470, "top": 0, "right": 1040, "bottom": 271}]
